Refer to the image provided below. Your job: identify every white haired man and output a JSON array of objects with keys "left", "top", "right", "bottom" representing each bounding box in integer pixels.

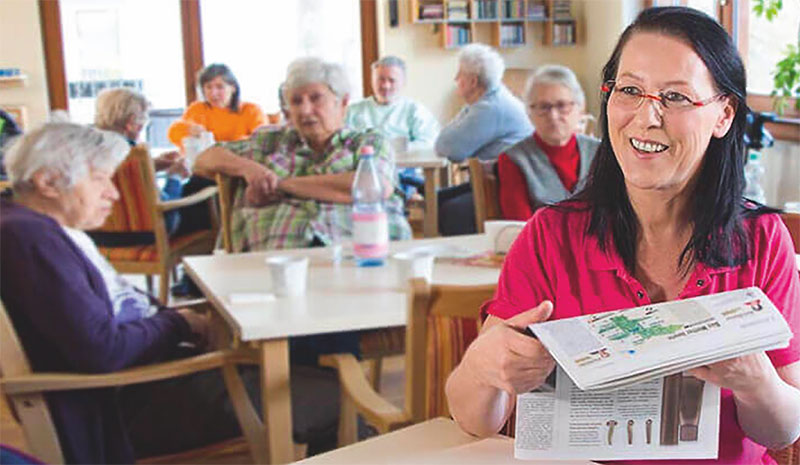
[
  {"left": 435, "top": 44, "right": 532, "bottom": 235},
  {"left": 346, "top": 56, "right": 440, "bottom": 198}
]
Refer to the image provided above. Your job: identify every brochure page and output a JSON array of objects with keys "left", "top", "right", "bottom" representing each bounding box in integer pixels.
[{"left": 515, "top": 368, "right": 720, "bottom": 460}]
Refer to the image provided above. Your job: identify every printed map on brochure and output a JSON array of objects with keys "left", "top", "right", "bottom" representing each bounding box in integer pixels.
[{"left": 529, "top": 287, "right": 792, "bottom": 391}]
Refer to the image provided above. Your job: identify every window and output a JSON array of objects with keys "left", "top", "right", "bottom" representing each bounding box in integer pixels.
[
  {"left": 684, "top": 0, "right": 718, "bottom": 19},
  {"left": 59, "top": 0, "right": 186, "bottom": 130},
  {"left": 650, "top": 0, "right": 799, "bottom": 140},
  {"left": 200, "top": 0, "right": 363, "bottom": 114},
  {"left": 41, "top": 0, "right": 375, "bottom": 145},
  {"left": 746, "top": 0, "right": 800, "bottom": 96}
]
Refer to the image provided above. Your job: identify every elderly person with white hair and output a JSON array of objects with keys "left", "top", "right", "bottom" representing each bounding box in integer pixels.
[
  {"left": 435, "top": 44, "right": 532, "bottom": 235},
  {"left": 435, "top": 44, "right": 531, "bottom": 162},
  {"left": 347, "top": 55, "right": 440, "bottom": 199},
  {"left": 194, "top": 57, "right": 411, "bottom": 252},
  {"left": 0, "top": 121, "right": 343, "bottom": 462},
  {"left": 93, "top": 88, "right": 188, "bottom": 243},
  {"left": 0, "top": 122, "right": 207, "bottom": 463},
  {"left": 497, "top": 64, "right": 599, "bottom": 220}
]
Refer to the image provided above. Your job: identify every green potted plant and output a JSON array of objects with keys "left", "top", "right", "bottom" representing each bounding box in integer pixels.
[{"left": 753, "top": 0, "right": 800, "bottom": 114}]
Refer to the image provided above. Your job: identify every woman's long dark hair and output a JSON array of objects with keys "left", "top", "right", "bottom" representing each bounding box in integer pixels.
[
  {"left": 571, "top": 6, "right": 764, "bottom": 273},
  {"left": 197, "top": 63, "right": 241, "bottom": 113}
]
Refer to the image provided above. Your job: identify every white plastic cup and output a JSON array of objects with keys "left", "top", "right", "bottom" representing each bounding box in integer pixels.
[
  {"left": 484, "top": 220, "right": 525, "bottom": 254},
  {"left": 390, "top": 136, "right": 409, "bottom": 155},
  {"left": 182, "top": 132, "right": 215, "bottom": 169},
  {"left": 392, "top": 250, "right": 435, "bottom": 287},
  {"left": 182, "top": 136, "right": 203, "bottom": 169},
  {"left": 265, "top": 256, "right": 309, "bottom": 297}
]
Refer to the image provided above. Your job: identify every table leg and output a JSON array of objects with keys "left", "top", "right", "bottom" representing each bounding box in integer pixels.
[
  {"left": 423, "top": 167, "right": 441, "bottom": 237},
  {"left": 260, "top": 339, "right": 294, "bottom": 464}
]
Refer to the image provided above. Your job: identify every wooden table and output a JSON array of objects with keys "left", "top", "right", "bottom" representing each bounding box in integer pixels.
[
  {"left": 296, "top": 417, "right": 597, "bottom": 464},
  {"left": 183, "top": 235, "right": 499, "bottom": 464},
  {"left": 395, "top": 148, "right": 449, "bottom": 237}
]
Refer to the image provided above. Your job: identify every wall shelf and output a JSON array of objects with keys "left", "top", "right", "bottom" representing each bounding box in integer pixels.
[{"left": 410, "top": 0, "right": 577, "bottom": 49}]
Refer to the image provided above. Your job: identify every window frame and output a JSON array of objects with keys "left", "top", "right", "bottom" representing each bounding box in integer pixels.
[
  {"left": 39, "top": 0, "right": 377, "bottom": 113},
  {"left": 646, "top": 0, "right": 798, "bottom": 141}
]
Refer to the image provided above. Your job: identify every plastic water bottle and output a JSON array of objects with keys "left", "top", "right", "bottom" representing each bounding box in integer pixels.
[
  {"left": 743, "top": 150, "right": 766, "bottom": 204},
  {"left": 352, "top": 146, "right": 389, "bottom": 267}
]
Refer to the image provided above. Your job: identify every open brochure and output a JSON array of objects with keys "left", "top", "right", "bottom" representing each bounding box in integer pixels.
[
  {"left": 528, "top": 287, "right": 792, "bottom": 391},
  {"left": 515, "top": 368, "right": 720, "bottom": 460}
]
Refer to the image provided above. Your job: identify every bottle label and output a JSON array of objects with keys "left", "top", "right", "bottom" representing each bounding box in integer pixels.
[{"left": 352, "top": 211, "right": 389, "bottom": 258}]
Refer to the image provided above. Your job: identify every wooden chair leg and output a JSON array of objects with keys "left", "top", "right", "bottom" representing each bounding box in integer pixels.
[
  {"left": 146, "top": 275, "right": 154, "bottom": 295},
  {"left": 371, "top": 357, "right": 383, "bottom": 392},
  {"left": 294, "top": 443, "right": 308, "bottom": 461},
  {"left": 362, "top": 359, "right": 380, "bottom": 393},
  {"left": 158, "top": 270, "right": 169, "bottom": 304},
  {"left": 337, "top": 391, "right": 358, "bottom": 447}
]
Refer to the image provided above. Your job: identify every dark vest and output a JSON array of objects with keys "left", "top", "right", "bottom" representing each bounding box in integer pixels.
[{"left": 505, "top": 134, "right": 600, "bottom": 210}]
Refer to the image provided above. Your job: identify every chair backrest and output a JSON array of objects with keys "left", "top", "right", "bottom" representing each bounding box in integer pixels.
[
  {"left": 468, "top": 158, "right": 502, "bottom": 233},
  {"left": 95, "top": 145, "right": 164, "bottom": 235},
  {"left": 215, "top": 173, "right": 242, "bottom": 253},
  {"left": 578, "top": 114, "right": 597, "bottom": 138},
  {"left": 0, "top": 300, "right": 64, "bottom": 464},
  {"left": 780, "top": 212, "right": 800, "bottom": 254},
  {"left": 771, "top": 440, "right": 800, "bottom": 465},
  {"left": 404, "top": 279, "right": 496, "bottom": 424}
]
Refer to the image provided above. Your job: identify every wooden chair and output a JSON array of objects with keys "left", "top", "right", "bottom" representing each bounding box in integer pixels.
[
  {"left": 780, "top": 212, "right": 800, "bottom": 253},
  {"left": 215, "top": 173, "right": 244, "bottom": 254},
  {"left": 321, "top": 279, "right": 496, "bottom": 446},
  {"left": 468, "top": 158, "right": 502, "bottom": 233},
  {"left": 0, "top": 299, "right": 281, "bottom": 464},
  {"left": 772, "top": 440, "right": 800, "bottom": 465},
  {"left": 578, "top": 114, "right": 598, "bottom": 138},
  {"left": 94, "top": 145, "right": 219, "bottom": 302}
]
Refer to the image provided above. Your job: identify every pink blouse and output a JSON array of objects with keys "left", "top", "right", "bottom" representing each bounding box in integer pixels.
[{"left": 484, "top": 205, "right": 800, "bottom": 465}]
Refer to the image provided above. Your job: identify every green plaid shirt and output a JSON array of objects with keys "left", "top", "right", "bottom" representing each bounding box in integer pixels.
[{"left": 223, "top": 126, "right": 411, "bottom": 252}]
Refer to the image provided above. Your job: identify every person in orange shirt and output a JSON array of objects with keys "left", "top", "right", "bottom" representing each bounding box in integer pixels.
[
  {"left": 170, "top": 64, "right": 265, "bottom": 297},
  {"left": 168, "top": 63, "right": 265, "bottom": 147}
]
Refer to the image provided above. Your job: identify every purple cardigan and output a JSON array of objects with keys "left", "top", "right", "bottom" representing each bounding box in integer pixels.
[{"left": 0, "top": 198, "right": 191, "bottom": 464}]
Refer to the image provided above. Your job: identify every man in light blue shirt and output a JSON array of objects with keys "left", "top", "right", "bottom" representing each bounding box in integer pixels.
[
  {"left": 435, "top": 44, "right": 533, "bottom": 235},
  {"left": 346, "top": 56, "right": 440, "bottom": 197}
]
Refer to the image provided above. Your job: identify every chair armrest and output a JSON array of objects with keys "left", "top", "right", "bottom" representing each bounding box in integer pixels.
[
  {"left": 1, "top": 349, "right": 258, "bottom": 395},
  {"left": 319, "top": 353, "right": 409, "bottom": 433},
  {"left": 164, "top": 298, "right": 208, "bottom": 311},
  {"left": 157, "top": 186, "right": 218, "bottom": 212}
]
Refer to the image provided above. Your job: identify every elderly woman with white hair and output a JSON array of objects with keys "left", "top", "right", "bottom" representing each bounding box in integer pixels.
[
  {"left": 497, "top": 64, "right": 599, "bottom": 220},
  {"left": 194, "top": 57, "right": 411, "bottom": 253},
  {"left": 435, "top": 44, "right": 532, "bottom": 235},
  {"left": 93, "top": 88, "right": 188, "bottom": 243},
  {"left": 0, "top": 122, "right": 207, "bottom": 463},
  {"left": 0, "top": 122, "right": 343, "bottom": 462}
]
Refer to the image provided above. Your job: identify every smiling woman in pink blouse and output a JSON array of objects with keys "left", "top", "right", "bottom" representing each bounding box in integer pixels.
[{"left": 445, "top": 7, "right": 800, "bottom": 465}]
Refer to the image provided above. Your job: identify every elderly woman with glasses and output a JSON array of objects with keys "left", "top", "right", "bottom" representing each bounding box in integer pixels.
[
  {"left": 194, "top": 57, "right": 411, "bottom": 252},
  {"left": 446, "top": 7, "right": 800, "bottom": 464},
  {"left": 497, "top": 65, "right": 599, "bottom": 220}
]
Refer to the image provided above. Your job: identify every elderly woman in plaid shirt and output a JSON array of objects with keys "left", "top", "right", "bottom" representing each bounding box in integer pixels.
[{"left": 195, "top": 57, "right": 412, "bottom": 252}]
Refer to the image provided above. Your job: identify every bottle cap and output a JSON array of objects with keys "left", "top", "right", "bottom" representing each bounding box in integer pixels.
[
  {"left": 748, "top": 151, "right": 760, "bottom": 161},
  {"left": 359, "top": 145, "right": 375, "bottom": 157}
]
